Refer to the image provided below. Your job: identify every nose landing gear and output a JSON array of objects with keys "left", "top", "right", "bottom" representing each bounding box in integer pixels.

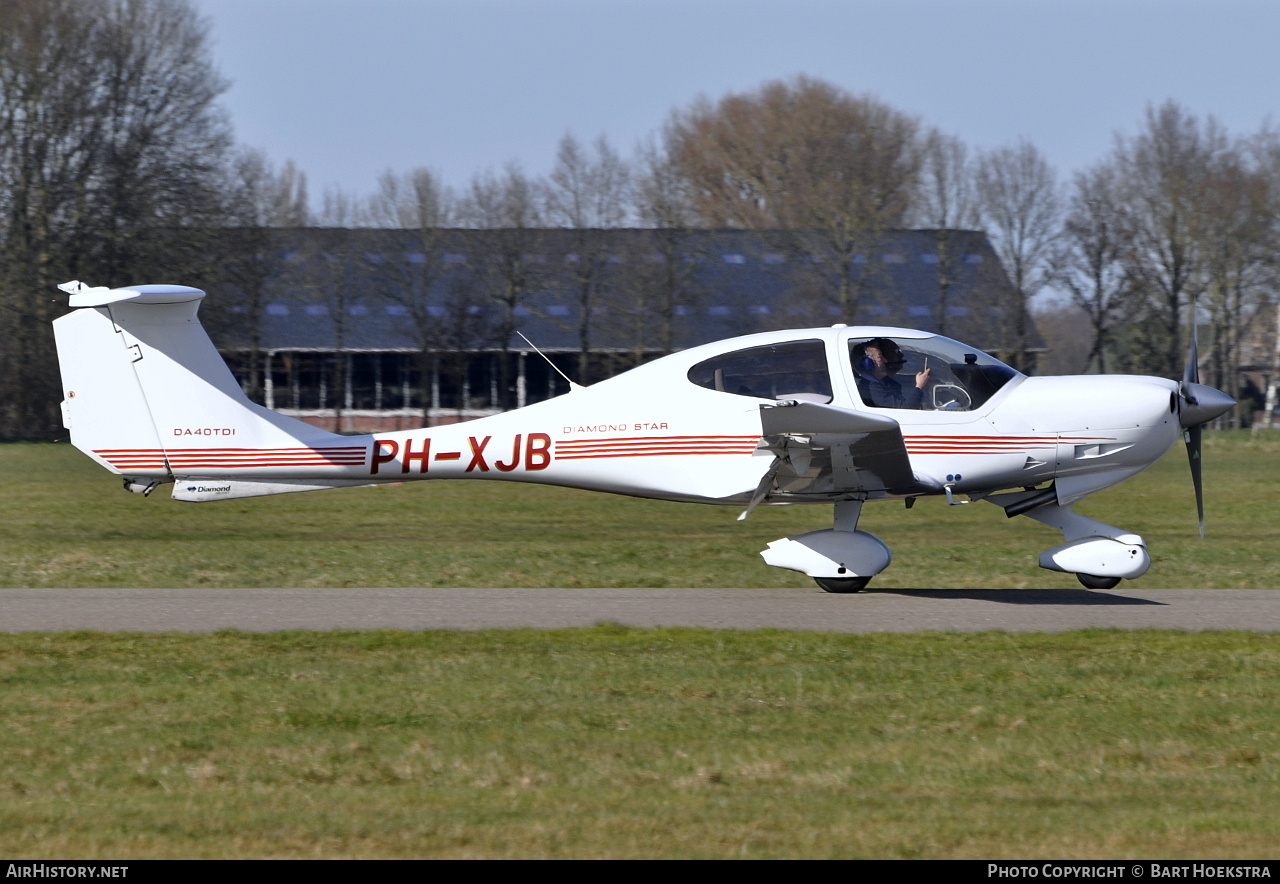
[{"left": 989, "top": 487, "right": 1151, "bottom": 589}]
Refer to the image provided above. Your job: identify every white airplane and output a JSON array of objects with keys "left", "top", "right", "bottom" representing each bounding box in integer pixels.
[{"left": 51, "top": 281, "right": 1235, "bottom": 592}]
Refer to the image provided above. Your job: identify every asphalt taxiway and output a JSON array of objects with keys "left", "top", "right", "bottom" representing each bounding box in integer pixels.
[{"left": 2, "top": 587, "right": 1278, "bottom": 633}]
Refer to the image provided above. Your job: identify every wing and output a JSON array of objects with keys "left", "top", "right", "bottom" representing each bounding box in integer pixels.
[{"left": 739, "top": 400, "right": 920, "bottom": 519}]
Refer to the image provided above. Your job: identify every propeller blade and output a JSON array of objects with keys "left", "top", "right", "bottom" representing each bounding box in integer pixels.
[
  {"left": 1178, "top": 324, "right": 1232, "bottom": 539},
  {"left": 1179, "top": 324, "right": 1205, "bottom": 414},
  {"left": 1183, "top": 328, "right": 1200, "bottom": 386},
  {"left": 1184, "top": 425, "right": 1205, "bottom": 538}
]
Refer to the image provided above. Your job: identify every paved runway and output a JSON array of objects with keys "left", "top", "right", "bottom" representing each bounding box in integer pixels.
[{"left": 2, "top": 587, "right": 1278, "bottom": 633}]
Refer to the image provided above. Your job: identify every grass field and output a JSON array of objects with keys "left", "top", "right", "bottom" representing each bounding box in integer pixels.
[
  {"left": 1, "top": 434, "right": 1278, "bottom": 858},
  {"left": 1, "top": 431, "right": 1277, "bottom": 589},
  {"left": 2, "top": 628, "right": 1279, "bottom": 858}
]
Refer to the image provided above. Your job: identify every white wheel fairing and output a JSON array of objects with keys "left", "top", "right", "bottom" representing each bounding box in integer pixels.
[
  {"left": 760, "top": 529, "right": 892, "bottom": 579},
  {"left": 1038, "top": 537, "right": 1151, "bottom": 580}
]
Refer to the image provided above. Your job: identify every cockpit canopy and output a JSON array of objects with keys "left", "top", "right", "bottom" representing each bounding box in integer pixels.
[
  {"left": 848, "top": 335, "right": 1021, "bottom": 410},
  {"left": 686, "top": 332, "right": 1022, "bottom": 412}
]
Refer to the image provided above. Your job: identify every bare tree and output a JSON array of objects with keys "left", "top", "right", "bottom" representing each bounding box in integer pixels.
[
  {"left": 215, "top": 148, "right": 310, "bottom": 401},
  {"left": 544, "top": 133, "right": 631, "bottom": 380},
  {"left": 915, "top": 129, "right": 981, "bottom": 334},
  {"left": 1195, "top": 142, "right": 1272, "bottom": 424},
  {"left": 1111, "top": 102, "right": 1226, "bottom": 378},
  {"left": 0, "top": 0, "right": 231, "bottom": 438},
  {"left": 269, "top": 158, "right": 311, "bottom": 227},
  {"left": 319, "top": 186, "right": 361, "bottom": 229},
  {"left": 1031, "top": 304, "right": 1096, "bottom": 375},
  {"left": 1052, "top": 163, "right": 1132, "bottom": 373},
  {"left": 431, "top": 271, "right": 497, "bottom": 419},
  {"left": 666, "top": 76, "right": 923, "bottom": 318},
  {"left": 1253, "top": 129, "right": 1280, "bottom": 431},
  {"left": 0, "top": 0, "right": 103, "bottom": 435},
  {"left": 92, "top": 0, "right": 231, "bottom": 282},
  {"left": 614, "top": 136, "right": 707, "bottom": 360},
  {"left": 975, "top": 139, "right": 1061, "bottom": 372},
  {"left": 366, "top": 167, "right": 449, "bottom": 230},
  {"left": 459, "top": 163, "right": 546, "bottom": 406},
  {"left": 296, "top": 192, "right": 369, "bottom": 429},
  {"left": 364, "top": 167, "right": 456, "bottom": 425}
]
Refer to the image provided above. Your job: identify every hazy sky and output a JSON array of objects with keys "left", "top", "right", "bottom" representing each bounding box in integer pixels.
[{"left": 193, "top": 0, "right": 1280, "bottom": 199}]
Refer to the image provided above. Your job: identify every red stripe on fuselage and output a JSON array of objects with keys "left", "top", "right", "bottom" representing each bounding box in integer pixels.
[
  {"left": 555, "top": 434, "right": 758, "bottom": 461},
  {"left": 95, "top": 446, "right": 369, "bottom": 470}
]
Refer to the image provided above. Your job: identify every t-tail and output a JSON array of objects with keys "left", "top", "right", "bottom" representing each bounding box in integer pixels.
[{"left": 52, "top": 281, "right": 376, "bottom": 501}]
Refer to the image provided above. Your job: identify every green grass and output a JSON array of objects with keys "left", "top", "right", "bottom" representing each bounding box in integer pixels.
[
  {"left": 1, "top": 431, "right": 1276, "bottom": 588},
  {"left": 2, "top": 628, "right": 1278, "bottom": 858}
]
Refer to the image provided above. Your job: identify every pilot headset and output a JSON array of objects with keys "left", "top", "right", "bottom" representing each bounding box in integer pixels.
[
  {"left": 857, "top": 339, "right": 903, "bottom": 373},
  {"left": 853, "top": 343, "right": 876, "bottom": 374}
]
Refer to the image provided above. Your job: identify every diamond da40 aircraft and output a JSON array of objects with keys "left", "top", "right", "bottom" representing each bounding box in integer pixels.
[{"left": 51, "top": 281, "right": 1234, "bottom": 592}]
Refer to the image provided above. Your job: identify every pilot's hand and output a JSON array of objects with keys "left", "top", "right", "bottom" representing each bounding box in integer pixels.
[{"left": 915, "top": 367, "right": 932, "bottom": 389}]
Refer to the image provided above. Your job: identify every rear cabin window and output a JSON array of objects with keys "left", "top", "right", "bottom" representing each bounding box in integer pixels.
[{"left": 687, "top": 340, "right": 833, "bottom": 402}]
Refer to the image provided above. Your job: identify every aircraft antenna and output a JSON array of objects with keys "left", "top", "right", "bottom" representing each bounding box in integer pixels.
[{"left": 516, "top": 331, "right": 584, "bottom": 391}]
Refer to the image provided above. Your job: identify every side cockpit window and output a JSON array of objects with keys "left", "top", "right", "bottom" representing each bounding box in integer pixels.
[
  {"left": 687, "top": 339, "right": 833, "bottom": 403},
  {"left": 849, "top": 336, "right": 1020, "bottom": 411},
  {"left": 851, "top": 337, "right": 928, "bottom": 410}
]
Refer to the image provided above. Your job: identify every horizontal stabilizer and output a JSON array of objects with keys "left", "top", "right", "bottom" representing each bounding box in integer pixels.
[{"left": 58, "top": 281, "right": 206, "bottom": 308}]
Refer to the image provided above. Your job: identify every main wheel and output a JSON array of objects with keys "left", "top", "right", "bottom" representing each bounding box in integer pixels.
[
  {"left": 815, "top": 576, "right": 871, "bottom": 593},
  {"left": 1077, "top": 573, "right": 1122, "bottom": 590}
]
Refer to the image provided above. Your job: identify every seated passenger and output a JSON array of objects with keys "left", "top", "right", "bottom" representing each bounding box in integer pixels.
[{"left": 853, "top": 338, "right": 931, "bottom": 409}]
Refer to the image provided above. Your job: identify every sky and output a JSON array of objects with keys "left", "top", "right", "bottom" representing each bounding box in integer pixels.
[{"left": 193, "top": 0, "right": 1280, "bottom": 200}]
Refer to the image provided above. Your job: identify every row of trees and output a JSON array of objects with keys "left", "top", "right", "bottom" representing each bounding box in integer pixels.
[
  {"left": 4, "top": 0, "right": 1278, "bottom": 438},
  {"left": 1053, "top": 104, "right": 1280, "bottom": 405}
]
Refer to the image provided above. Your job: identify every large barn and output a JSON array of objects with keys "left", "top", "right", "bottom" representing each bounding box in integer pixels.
[{"left": 206, "top": 227, "right": 1039, "bottom": 431}]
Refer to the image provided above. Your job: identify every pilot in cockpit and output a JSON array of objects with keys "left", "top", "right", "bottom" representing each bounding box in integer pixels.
[{"left": 852, "top": 338, "right": 932, "bottom": 409}]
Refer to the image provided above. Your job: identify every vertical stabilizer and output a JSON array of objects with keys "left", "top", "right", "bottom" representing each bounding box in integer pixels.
[{"left": 52, "top": 282, "right": 350, "bottom": 480}]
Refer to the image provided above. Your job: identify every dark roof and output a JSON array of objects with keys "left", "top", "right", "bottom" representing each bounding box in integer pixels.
[{"left": 205, "top": 228, "right": 1039, "bottom": 354}]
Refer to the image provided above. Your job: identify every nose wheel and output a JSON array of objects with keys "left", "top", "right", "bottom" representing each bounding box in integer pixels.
[
  {"left": 814, "top": 576, "right": 872, "bottom": 593},
  {"left": 1076, "top": 573, "right": 1121, "bottom": 590}
]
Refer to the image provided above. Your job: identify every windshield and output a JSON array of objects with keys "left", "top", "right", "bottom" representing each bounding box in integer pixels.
[{"left": 849, "top": 335, "right": 1021, "bottom": 411}]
